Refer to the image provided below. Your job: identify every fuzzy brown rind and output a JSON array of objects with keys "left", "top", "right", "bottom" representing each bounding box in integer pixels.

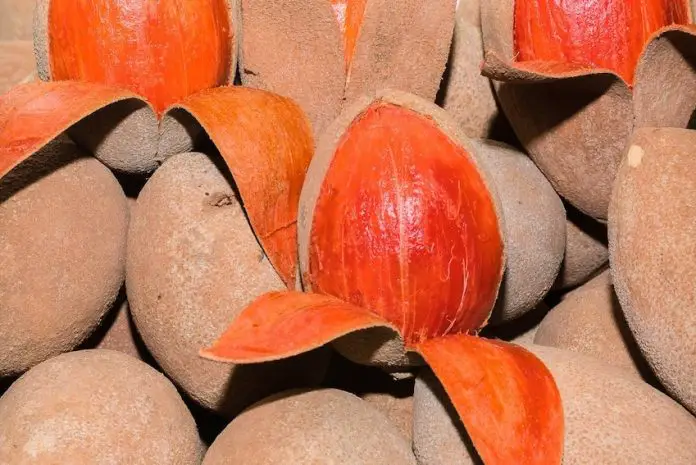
[
  {"left": 345, "top": 0, "right": 456, "bottom": 104},
  {"left": 126, "top": 152, "right": 328, "bottom": 417},
  {"left": 554, "top": 205, "right": 609, "bottom": 290},
  {"left": 332, "top": 328, "right": 424, "bottom": 372},
  {"left": 414, "top": 345, "right": 696, "bottom": 465},
  {"left": 535, "top": 271, "right": 649, "bottom": 379},
  {"left": 202, "top": 389, "right": 417, "bottom": 465},
  {"left": 0, "top": 143, "right": 128, "bottom": 377},
  {"left": 298, "top": 89, "right": 507, "bottom": 369},
  {"left": 441, "top": 5, "right": 502, "bottom": 139},
  {"left": 0, "top": 0, "right": 35, "bottom": 40},
  {"left": 0, "top": 40, "right": 36, "bottom": 94},
  {"left": 0, "top": 349, "right": 204, "bottom": 464},
  {"left": 472, "top": 139, "right": 565, "bottom": 323},
  {"left": 237, "top": 0, "right": 344, "bottom": 138},
  {"left": 362, "top": 391, "right": 414, "bottom": 441},
  {"left": 609, "top": 127, "right": 696, "bottom": 415}
]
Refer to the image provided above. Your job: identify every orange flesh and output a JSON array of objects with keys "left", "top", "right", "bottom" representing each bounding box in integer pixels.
[
  {"left": 514, "top": 0, "right": 690, "bottom": 84},
  {"left": 48, "top": 0, "right": 231, "bottom": 115},
  {"left": 308, "top": 103, "right": 503, "bottom": 344},
  {"left": 330, "top": 0, "right": 367, "bottom": 68}
]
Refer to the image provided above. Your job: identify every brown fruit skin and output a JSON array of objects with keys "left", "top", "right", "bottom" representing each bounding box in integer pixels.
[
  {"left": 441, "top": 3, "right": 507, "bottom": 140},
  {"left": 0, "top": 40, "right": 36, "bottom": 94},
  {"left": 127, "top": 152, "right": 328, "bottom": 417},
  {"left": 473, "top": 139, "right": 565, "bottom": 323},
  {"left": 0, "top": 349, "right": 204, "bottom": 464},
  {"left": 609, "top": 127, "right": 696, "bottom": 415},
  {"left": 202, "top": 389, "right": 417, "bottom": 465},
  {"left": 0, "top": 143, "right": 128, "bottom": 377},
  {"left": 553, "top": 204, "right": 608, "bottom": 290},
  {"left": 94, "top": 299, "right": 145, "bottom": 361},
  {"left": 362, "top": 392, "right": 414, "bottom": 442},
  {"left": 413, "top": 345, "right": 696, "bottom": 465},
  {"left": 535, "top": 271, "right": 650, "bottom": 379},
  {"left": 0, "top": 0, "right": 35, "bottom": 40}
]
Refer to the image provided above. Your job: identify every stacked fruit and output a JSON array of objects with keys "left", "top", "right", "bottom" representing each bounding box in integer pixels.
[{"left": 1, "top": 1, "right": 695, "bottom": 464}]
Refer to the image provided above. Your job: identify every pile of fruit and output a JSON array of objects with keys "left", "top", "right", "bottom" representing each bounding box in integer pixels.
[{"left": 1, "top": 1, "right": 695, "bottom": 464}]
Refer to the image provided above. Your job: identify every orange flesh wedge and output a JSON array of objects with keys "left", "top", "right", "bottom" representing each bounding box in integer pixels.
[
  {"left": 48, "top": 0, "right": 232, "bottom": 115},
  {"left": 307, "top": 103, "right": 503, "bottom": 344},
  {"left": 514, "top": 0, "right": 690, "bottom": 84}
]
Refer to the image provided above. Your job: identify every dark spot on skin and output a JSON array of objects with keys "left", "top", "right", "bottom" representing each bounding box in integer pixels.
[
  {"left": 208, "top": 193, "right": 234, "bottom": 207},
  {"left": 243, "top": 68, "right": 259, "bottom": 76}
]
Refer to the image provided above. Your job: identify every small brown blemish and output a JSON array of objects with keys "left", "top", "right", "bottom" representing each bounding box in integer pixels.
[
  {"left": 627, "top": 145, "right": 644, "bottom": 167},
  {"left": 208, "top": 193, "right": 234, "bottom": 207}
]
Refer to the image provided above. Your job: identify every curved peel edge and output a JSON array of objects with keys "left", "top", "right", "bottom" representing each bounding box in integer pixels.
[
  {"left": 167, "top": 86, "right": 314, "bottom": 287},
  {"left": 0, "top": 80, "right": 140, "bottom": 179},
  {"left": 415, "top": 334, "right": 564, "bottom": 465},
  {"left": 199, "top": 291, "right": 395, "bottom": 363},
  {"left": 634, "top": 24, "right": 696, "bottom": 128}
]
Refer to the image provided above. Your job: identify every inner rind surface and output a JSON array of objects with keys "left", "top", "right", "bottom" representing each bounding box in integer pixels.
[
  {"left": 513, "top": 0, "right": 690, "bottom": 84},
  {"left": 308, "top": 103, "right": 503, "bottom": 344}
]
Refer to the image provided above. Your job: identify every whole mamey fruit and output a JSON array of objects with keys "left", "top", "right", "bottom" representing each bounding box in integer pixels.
[
  {"left": 203, "top": 90, "right": 565, "bottom": 464},
  {"left": 0, "top": 140, "right": 128, "bottom": 376},
  {"left": 0, "top": 349, "right": 204, "bottom": 464},
  {"left": 535, "top": 271, "right": 649, "bottom": 379},
  {"left": 238, "top": 0, "right": 456, "bottom": 136},
  {"left": 610, "top": 127, "right": 696, "bottom": 414},
  {"left": 32, "top": 0, "right": 237, "bottom": 172},
  {"left": 128, "top": 152, "right": 328, "bottom": 416},
  {"left": 481, "top": 0, "right": 696, "bottom": 220},
  {"left": 414, "top": 345, "right": 696, "bottom": 465},
  {"left": 202, "top": 389, "right": 416, "bottom": 465}
]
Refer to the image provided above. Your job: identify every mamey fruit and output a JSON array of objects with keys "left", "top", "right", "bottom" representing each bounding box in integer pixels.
[
  {"left": 203, "top": 90, "right": 564, "bottom": 465},
  {"left": 414, "top": 345, "right": 696, "bottom": 465},
  {"left": 534, "top": 271, "right": 649, "bottom": 379},
  {"left": 238, "top": 0, "right": 455, "bottom": 136},
  {"left": 481, "top": 0, "right": 696, "bottom": 221},
  {"left": 610, "top": 127, "right": 696, "bottom": 414},
  {"left": 0, "top": 349, "right": 204, "bottom": 464},
  {"left": 0, "top": 140, "right": 128, "bottom": 376},
  {"left": 202, "top": 389, "right": 416, "bottom": 465},
  {"left": 32, "top": 0, "right": 237, "bottom": 172},
  {"left": 128, "top": 152, "right": 328, "bottom": 416}
]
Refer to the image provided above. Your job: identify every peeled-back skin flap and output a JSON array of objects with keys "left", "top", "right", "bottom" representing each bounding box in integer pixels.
[
  {"left": 609, "top": 127, "right": 696, "bottom": 415},
  {"left": 416, "top": 334, "right": 564, "bottom": 465},
  {"left": 238, "top": 0, "right": 345, "bottom": 138},
  {"left": 345, "top": 0, "right": 456, "bottom": 103},
  {"left": 0, "top": 80, "right": 139, "bottom": 178},
  {"left": 165, "top": 86, "right": 313, "bottom": 287},
  {"left": 634, "top": 25, "right": 696, "bottom": 128},
  {"left": 200, "top": 291, "right": 394, "bottom": 363}
]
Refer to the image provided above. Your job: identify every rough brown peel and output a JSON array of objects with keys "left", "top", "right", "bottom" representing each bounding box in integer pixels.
[
  {"left": 609, "top": 127, "right": 696, "bottom": 415},
  {"left": 535, "top": 271, "right": 651, "bottom": 380},
  {"left": 127, "top": 152, "right": 327, "bottom": 416},
  {"left": 0, "top": 349, "right": 204, "bottom": 464},
  {"left": 0, "top": 141, "right": 128, "bottom": 377},
  {"left": 202, "top": 389, "right": 417, "bottom": 465}
]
